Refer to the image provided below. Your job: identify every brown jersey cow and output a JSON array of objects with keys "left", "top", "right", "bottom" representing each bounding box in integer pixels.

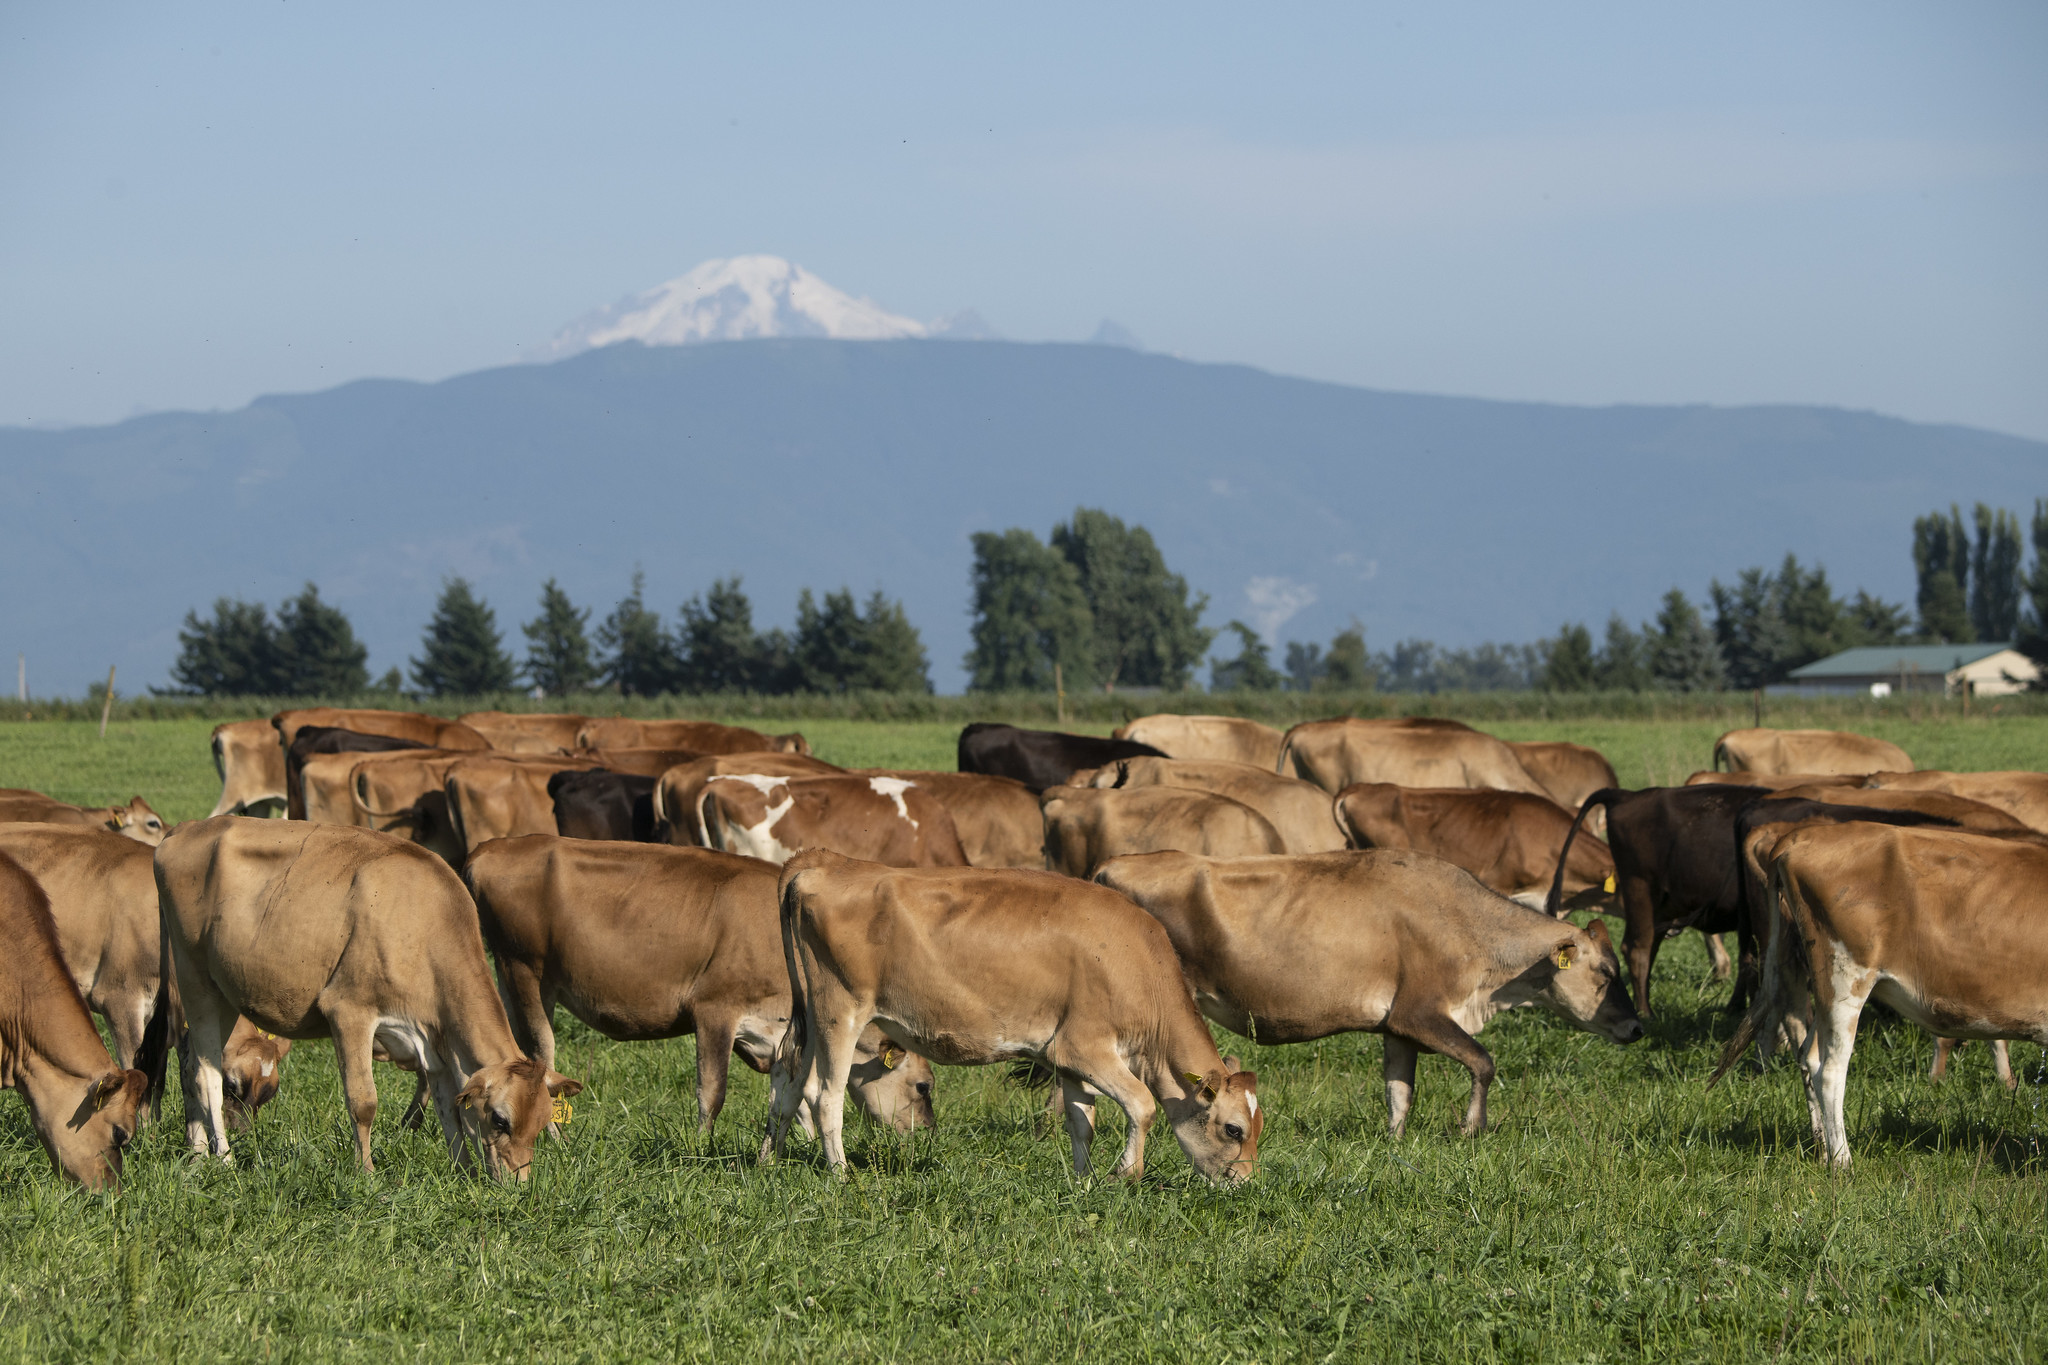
[
  {"left": 1097, "top": 850, "right": 1639, "bottom": 1138},
  {"left": 1277, "top": 718, "right": 1548, "bottom": 796},
  {"left": 1111, "top": 714, "right": 1286, "bottom": 769},
  {"left": 853, "top": 770, "right": 1045, "bottom": 869},
  {"left": 1334, "top": 783, "right": 1617, "bottom": 912},
  {"left": 654, "top": 753, "right": 847, "bottom": 845},
  {"left": 1712, "top": 727, "right": 1911, "bottom": 776},
  {"left": 1863, "top": 770, "right": 2048, "bottom": 834},
  {"left": 0, "top": 852, "right": 146, "bottom": 1188},
  {"left": 443, "top": 756, "right": 603, "bottom": 855},
  {"left": 575, "top": 718, "right": 808, "bottom": 755},
  {"left": 767, "top": 851, "right": 1262, "bottom": 1183},
  {"left": 1039, "top": 785, "right": 1285, "bottom": 879},
  {"left": 209, "top": 718, "right": 288, "bottom": 818},
  {"left": 272, "top": 707, "right": 489, "bottom": 753},
  {"left": 456, "top": 711, "right": 588, "bottom": 754},
  {"left": 0, "top": 790, "right": 166, "bottom": 845},
  {"left": 698, "top": 774, "right": 968, "bottom": 868},
  {"left": 466, "top": 836, "right": 932, "bottom": 1134},
  {"left": 155, "top": 818, "right": 580, "bottom": 1176},
  {"left": 1067, "top": 757, "right": 1347, "bottom": 855},
  {"left": 1506, "top": 741, "right": 1618, "bottom": 815},
  {"left": 1715, "top": 824, "right": 2048, "bottom": 1169}
]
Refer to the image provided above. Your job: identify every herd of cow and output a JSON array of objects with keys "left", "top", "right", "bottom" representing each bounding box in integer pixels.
[{"left": 2, "top": 707, "right": 2043, "bottom": 1193}]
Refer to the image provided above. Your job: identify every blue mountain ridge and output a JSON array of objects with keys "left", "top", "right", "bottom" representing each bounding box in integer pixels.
[{"left": 3, "top": 339, "right": 2041, "bottom": 695}]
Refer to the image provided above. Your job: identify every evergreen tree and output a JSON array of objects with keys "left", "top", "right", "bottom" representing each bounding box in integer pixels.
[
  {"left": 792, "top": 588, "right": 866, "bottom": 692},
  {"left": 1540, "top": 623, "right": 1597, "bottom": 692},
  {"left": 521, "top": 579, "right": 595, "bottom": 696},
  {"left": 410, "top": 578, "right": 517, "bottom": 696},
  {"left": 1211, "top": 621, "right": 1282, "bottom": 691},
  {"left": 1592, "top": 614, "right": 1649, "bottom": 691},
  {"left": 1843, "top": 590, "right": 1911, "bottom": 646},
  {"left": 374, "top": 667, "right": 405, "bottom": 694},
  {"left": 1648, "top": 589, "right": 1726, "bottom": 692},
  {"left": 168, "top": 597, "right": 282, "bottom": 695},
  {"left": 964, "top": 528, "right": 1094, "bottom": 691},
  {"left": 1322, "top": 623, "right": 1371, "bottom": 690},
  {"left": 853, "top": 591, "right": 933, "bottom": 692},
  {"left": 2014, "top": 500, "right": 2048, "bottom": 685},
  {"left": 273, "top": 583, "right": 369, "bottom": 695},
  {"left": 1283, "top": 640, "right": 1324, "bottom": 691},
  {"left": 1912, "top": 507, "right": 1974, "bottom": 642},
  {"left": 1970, "top": 503, "right": 2023, "bottom": 641},
  {"left": 1049, "top": 508, "right": 1213, "bottom": 691},
  {"left": 677, "top": 577, "right": 764, "bottom": 693},
  {"left": 596, "top": 570, "right": 680, "bottom": 696}
]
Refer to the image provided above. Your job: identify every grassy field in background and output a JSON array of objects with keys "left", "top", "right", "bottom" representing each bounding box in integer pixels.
[{"left": 2, "top": 715, "right": 2046, "bottom": 1361}]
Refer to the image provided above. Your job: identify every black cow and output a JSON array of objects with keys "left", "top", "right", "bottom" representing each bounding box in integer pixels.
[
  {"left": 1546, "top": 784, "right": 1782, "bottom": 1019},
  {"left": 955, "top": 723, "right": 1167, "bottom": 795},
  {"left": 548, "top": 769, "right": 660, "bottom": 842},
  {"left": 285, "top": 725, "right": 426, "bottom": 819}
]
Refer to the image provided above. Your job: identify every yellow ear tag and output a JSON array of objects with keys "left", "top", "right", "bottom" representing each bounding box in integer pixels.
[
  {"left": 881, "top": 1048, "right": 903, "bottom": 1071},
  {"left": 551, "top": 1096, "right": 574, "bottom": 1125},
  {"left": 1554, "top": 945, "right": 1576, "bottom": 970},
  {"left": 93, "top": 1085, "right": 111, "bottom": 1112},
  {"left": 1183, "top": 1072, "right": 1205, "bottom": 1088},
  {"left": 1602, "top": 873, "right": 1616, "bottom": 893}
]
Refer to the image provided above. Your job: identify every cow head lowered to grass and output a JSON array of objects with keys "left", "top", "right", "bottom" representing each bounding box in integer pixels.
[{"left": 458, "top": 1057, "right": 583, "bottom": 1179}]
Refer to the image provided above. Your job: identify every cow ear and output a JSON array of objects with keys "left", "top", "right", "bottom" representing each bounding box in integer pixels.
[
  {"left": 1582, "top": 918, "right": 1621, "bottom": 965},
  {"left": 91, "top": 1071, "right": 127, "bottom": 1110},
  {"left": 1183, "top": 1069, "right": 1221, "bottom": 1102},
  {"left": 880, "top": 1045, "right": 905, "bottom": 1071},
  {"left": 546, "top": 1071, "right": 583, "bottom": 1099},
  {"left": 1552, "top": 942, "right": 1579, "bottom": 971},
  {"left": 1220, "top": 1056, "right": 1241, "bottom": 1074},
  {"left": 458, "top": 1074, "right": 488, "bottom": 1111}
]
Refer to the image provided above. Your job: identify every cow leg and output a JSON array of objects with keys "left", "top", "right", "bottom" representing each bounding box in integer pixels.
[
  {"left": 694, "top": 1016, "right": 739, "bottom": 1133},
  {"left": 1394, "top": 1015, "right": 1496, "bottom": 1137},
  {"left": 805, "top": 1010, "right": 866, "bottom": 1172},
  {"left": 495, "top": 961, "right": 556, "bottom": 1069},
  {"left": 1727, "top": 917, "right": 1760, "bottom": 1015},
  {"left": 1993, "top": 1040, "right": 2017, "bottom": 1091},
  {"left": 1382, "top": 1035, "right": 1420, "bottom": 1138},
  {"left": 178, "top": 982, "right": 236, "bottom": 1162},
  {"left": 1618, "top": 874, "right": 1659, "bottom": 1018},
  {"left": 1812, "top": 988, "right": 1871, "bottom": 1170},
  {"left": 1931, "top": 1036, "right": 1958, "bottom": 1081},
  {"left": 426, "top": 1057, "right": 475, "bottom": 1171},
  {"left": 399, "top": 1073, "right": 433, "bottom": 1131},
  {"left": 1703, "top": 931, "right": 1732, "bottom": 982},
  {"left": 331, "top": 1022, "right": 381, "bottom": 1172},
  {"left": 1088, "top": 1062, "right": 1156, "bottom": 1181},
  {"left": 1060, "top": 1074, "right": 1099, "bottom": 1176}
]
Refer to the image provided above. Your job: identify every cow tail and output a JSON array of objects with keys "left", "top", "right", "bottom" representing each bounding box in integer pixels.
[
  {"left": 1713, "top": 737, "right": 1731, "bottom": 772},
  {"left": 694, "top": 786, "right": 723, "bottom": 851},
  {"left": 1274, "top": 732, "right": 1297, "bottom": 777},
  {"left": 134, "top": 972, "right": 175, "bottom": 1120},
  {"left": 777, "top": 869, "right": 812, "bottom": 1061},
  {"left": 1546, "top": 788, "right": 1621, "bottom": 917},
  {"left": 1709, "top": 850, "right": 1804, "bottom": 1086}
]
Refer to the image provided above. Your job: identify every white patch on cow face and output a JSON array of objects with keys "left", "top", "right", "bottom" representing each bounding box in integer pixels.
[
  {"left": 259, "top": 1061, "right": 275, "bottom": 1077},
  {"left": 867, "top": 776, "right": 918, "bottom": 827},
  {"left": 1244, "top": 1091, "right": 1258, "bottom": 1116},
  {"left": 706, "top": 777, "right": 800, "bottom": 864}
]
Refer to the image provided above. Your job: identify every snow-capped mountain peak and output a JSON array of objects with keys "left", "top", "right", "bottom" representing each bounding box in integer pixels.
[{"left": 546, "top": 255, "right": 987, "bottom": 357}]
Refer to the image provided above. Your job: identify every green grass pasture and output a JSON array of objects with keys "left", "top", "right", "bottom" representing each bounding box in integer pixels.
[{"left": 2, "top": 717, "right": 2045, "bottom": 1361}]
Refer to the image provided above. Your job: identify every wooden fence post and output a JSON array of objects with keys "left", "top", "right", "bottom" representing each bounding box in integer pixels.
[{"left": 99, "top": 665, "right": 116, "bottom": 739}]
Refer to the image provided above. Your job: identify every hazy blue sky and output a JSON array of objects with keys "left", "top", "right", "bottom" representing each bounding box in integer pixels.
[{"left": 4, "top": 3, "right": 2044, "bottom": 437}]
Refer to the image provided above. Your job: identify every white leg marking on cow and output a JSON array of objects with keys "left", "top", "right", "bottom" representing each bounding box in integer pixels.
[{"left": 866, "top": 776, "right": 918, "bottom": 828}]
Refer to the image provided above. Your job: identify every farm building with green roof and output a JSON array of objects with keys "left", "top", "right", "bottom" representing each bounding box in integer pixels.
[{"left": 1783, "top": 642, "right": 2038, "bottom": 697}]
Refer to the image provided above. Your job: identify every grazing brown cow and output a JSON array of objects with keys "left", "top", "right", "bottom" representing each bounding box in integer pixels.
[
  {"left": 1506, "top": 741, "right": 1619, "bottom": 814},
  {"left": 653, "top": 753, "right": 847, "bottom": 845},
  {"left": 0, "top": 826, "right": 165, "bottom": 1073},
  {"left": 209, "top": 718, "right": 288, "bottom": 817},
  {"left": 1066, "top": 757, "right": 1346, "bottom": 854},
  {"left": 1112, "top": 714, "right": 1286, "bottom": 769},
  {"left": 1684, "top": 771, "right": 1865, "bottom": 790},
  {"left": 579, "top": 747, "right": 706, "bottom": 777},
  {"left": 1277, "top": 718, "right": 1548, "bottom": 796},
  {"left": 457, "top": 712, "right": 588, "bottom": 754},
  {"left": 698, "top": 774, "right": 968, "bottom": 868},
  {"left": 344, "top": 751, "right": 475, "bottom": 855},
  {"left": 156, "top": 818, "right": 580, "bottom": 1175},
  {"left": 1863, "top": 770, "right": 2048, "bottom": 834},
  {"left": 1334, "top": 784, "right": 1617, "bottom": 912},
  {"left": 1712, "top": 727, "right": 1911, "bottom": 776},
  {"left": 466, "top": 836, "right": 934, "bottom": 1133},
  {"left": 766, "top": 851, "right": 1262, "bottom": 1182},
  {"left": 272, "top": 707, "right": 489, "bottom": 753},
  {"left": 1039, "top": 785, "right": 1285, "bottom": 879},
  {"left": 0, "top": 790, "right": 167, "bottom": 846},
  {"left": 286, "top": 725, "right": 426, "bottom": 818},
  {"left": 852, "top": 770, "right": 1045, "bottom": 869},
  {"left": 1097, "top": 850, "right": 1640, "bottom": 1137},
  {"left": 575, "top": 718, "right": 808, "bottom": 755},
  {"left": 1713, "top": 823, "right": 2048, "bottom": 1168},
  {"left": 443, "top": 756, "right": 602, "bottom": 855},
  {"left": 0, "top": 852, "right": 146, "bottom": 1188}
]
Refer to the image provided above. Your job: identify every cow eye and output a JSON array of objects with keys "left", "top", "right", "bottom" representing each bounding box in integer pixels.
[
  {"left": 490, "top": 1111, "right": 512, "bottom": 1134},
  {"left": 1223, "top": 1123, "right": 1246, "bottom": 1143}
]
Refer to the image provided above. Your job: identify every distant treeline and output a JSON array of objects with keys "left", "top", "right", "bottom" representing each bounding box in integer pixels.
[{"left": 157, "top": 500, "right": 2047, "bottom": 701}]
